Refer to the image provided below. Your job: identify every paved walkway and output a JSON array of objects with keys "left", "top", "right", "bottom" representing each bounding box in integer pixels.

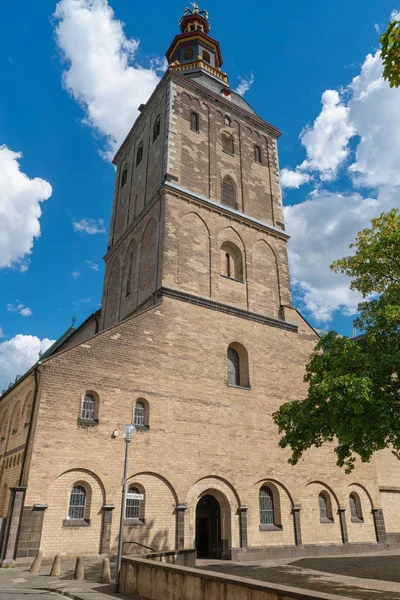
[
  {"left": 0, "top": 560, "right": 139, "bottom": 600},
  {"left": 198, "top": 551, "right": 400, "bottom": 599}
]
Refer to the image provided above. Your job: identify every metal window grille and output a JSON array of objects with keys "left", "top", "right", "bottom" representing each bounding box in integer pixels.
[
  {"left": 190, "top": 112, "right": 199, "bottom": 132},
  {"left": 134, "top": 401, "right": 145, "bottom": 427},
  {"left": 153, "top": 116, "right": 161, "bottom": 142},
  {"left": 254, "top": 145, "right": 262, "bottom": 164},
  {"left": 259, "top": 487, "right": 274, "bottom": 525},
  {"left": 222, "top": 134, "right": 234, "bottom": 155},
  {"left": 68, "top": 486, "right": 86, "bottom": 520},
  {"left": 349, "top": 494, "right": 360, "bottom": 519},
  {"left": 126, "top": 486, "right": 140, "bottom": 519},
  {"left": 136, "top": 142, "right": 143, "bottom": 166},
  {"left": 227, "top": 348, "right": 240, "bottom": 386},
  {"left": 81, "top": 395, "right": 95, "bottom": 420},
  {"left": 121, "top": 165, "right": 128, "bottom": 188},
  {"left": 222, "top": 177, "right": 236, "bottom": 207},
  {"left": 319, "top": 493, "right": 328, "bottom": 519}
]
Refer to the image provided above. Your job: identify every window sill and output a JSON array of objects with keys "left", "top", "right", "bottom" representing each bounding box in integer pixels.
[
  {"left": 190, "top": 128, "right": 199, "bottom": 133},
  {"left": 135, "top": 425, "right": 150, "bottom": 432},
  {"left": 320, "top": 517, "right": 334, "bottom": 524},
  {"left": 62, "top": 519, "right": 91, "bottom": 528},
  {"left": 222, "top": 149, "right": 235, "bottom": 156},
  {"left": 77, "top": 418, "right": 99, "bottom": 427},
  {"left": 351, "top": 517, "right": 364, "bottom": 524},
  {"left": 259, "top": 524, "right": 283, "bottom": 532},
  {"left": 227, "top": 384, "right": 251, "bottom": 391},
  {"left": 124, "top": 518, "right": 146, "bottom": 527},
  {"left": 220, "top": 275, "right": 244, "bottom": 284}
]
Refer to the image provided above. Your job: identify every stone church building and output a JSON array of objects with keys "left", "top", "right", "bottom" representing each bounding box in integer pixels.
[{"left": 0, "top": 6, "right": 399, "bottom": 563}]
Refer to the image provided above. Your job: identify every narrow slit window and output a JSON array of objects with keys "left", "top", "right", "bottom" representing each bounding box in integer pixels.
[
  {"left": 225, "top": 253, "right": 231, "bottom": 278},
  {"left": 136, "top": 142, "right": 144, "bottom": 166},
  {"left": 190, "top": 111, "right": 199, "bottom": 132},
  {"left": 153, "top": 115, "right": 161, "bottom": 142},
  {"left": 222, "top": 132, "right": 234, "bottom": 155},
  {"left": 126, "top": 252, "right": 134, "bottom": 296},
  {"left": 121, "top": 165, "right": 128, "bottom": 188},
  {"left": 254, "top": 145, "right": 262, "bottom": 164}
]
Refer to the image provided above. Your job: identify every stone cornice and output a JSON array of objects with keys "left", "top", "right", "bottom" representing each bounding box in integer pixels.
[
  {"left": 164, "top": 181, "right": 290, "bottom": 241},
  {"left": 157, "top": 287, "right": 298, "bottom": 333}
]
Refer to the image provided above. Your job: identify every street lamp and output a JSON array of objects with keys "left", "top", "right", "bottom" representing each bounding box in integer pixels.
[{"left": 115, "top": 423, "right": 136, "bottom": 592}]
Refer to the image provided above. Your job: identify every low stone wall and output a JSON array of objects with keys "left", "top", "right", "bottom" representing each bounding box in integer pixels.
[
  {"left": 120, "top": 556, "right": 353, "bottom": 600},
  {"left": 126, "top": 548, "right": 196, "bottom": 567}
]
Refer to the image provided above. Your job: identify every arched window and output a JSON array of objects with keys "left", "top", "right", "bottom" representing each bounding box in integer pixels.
[
  {"left": 68, "top": 486, "right": 86, "bottom": 520},
  {"left": 153, "top": 115, "right": 161, "bottom": 142},
  {"left": 126, "top": 251, "right": 134, "bottom": 296},
  {"left": 134, "top": 401, "right": 145, "bottom": 427},
  {"left": 349, "top": 493, "right": 363, "bottom": 521},
  {"left": 227, "top": 348, "right": 240, "bottom": 387},
  {"left": 184, "top": 48, "right": 194, "bottom": 61},
  {"left": 259, "top": 486, "right": 274, "bottom": 525},
  {"left": 202, "top": 50, "right": 211, "bottom": 64},
  {"left": 224, "top": 115, "right": 231, "bottom": 126},
  {"left": 121, "top": 164, "right": 128, "bottom": 188},
  {"left": 80, "top": 393, "right": 98, "bottom": 422},
  {"left": 190, "top": 111, "right": 199, "bottom": 132},
  {"left": 227, "top": 343, "right": 250, "bottom": 388},
  {"left": 222, "top": 176, "right": 237, "bottom": 208},
  {"left": 221, "top": 242, "right": 243, "bottom": 281},
  {"left": 136, "top": 142, "right": 144, "bottom": 166},
  {"left": 126, "top": 485, "right": 141, "bottom": 519},
  {"left": 254, "top": 145, "right": 262, "bottom": 164},
  {"left": 11, "top": 403, "right": 21, "bottom": 435},
  {"left": 319, "top": 492, "right": 333, "bottom": 522},
  {"left": 222, "top": 132, "right": 234, "bottom": 155}
]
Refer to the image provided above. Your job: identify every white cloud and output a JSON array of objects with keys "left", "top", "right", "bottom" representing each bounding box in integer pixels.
[
  {"left": 391, "top": 9, "right": 400, "bottom": 21},
  {"left": 298, "top": 90, "right": 356, "bottom": 181},
  {"left": 0, "top": 335, "right": 55, "bottom": 392},
  {"left": 54, "top": 0, "right": 162, "bottom": 157},
  {"left": 0, "top": 145, "right": 52, "bottom": 269},
  {"left": 348, "top": 52, "right": 400, "bottom": 188},
  {"left": 0, "top": 328, "right": 4, "bottom": 339},
  {"left": 86, "top": 260, "right": 99, "bottom": 271},
  {"left": 72, "top": 218, "right": 106, "bottom": 235},
  {"left": 280, "top": 168, "right": 311, "bottom": 189},
  {"left": 72, "top": 270, "right": 81, "bottom": 279},
  {"left": 235, "top": 74, "right": 255, "bottom": 97},
  {"left": 7, "top": 302, "right": 33, "bottom": 317}
]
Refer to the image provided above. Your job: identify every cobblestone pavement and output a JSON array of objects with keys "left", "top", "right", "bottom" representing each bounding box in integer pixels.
[{"left": 197, "top": 553, "right": 400, "bottom": 599}]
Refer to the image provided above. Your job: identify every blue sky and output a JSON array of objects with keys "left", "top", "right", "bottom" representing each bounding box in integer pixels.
[{"left": 1, "top": 0, "right": 399, "bottom": 389}]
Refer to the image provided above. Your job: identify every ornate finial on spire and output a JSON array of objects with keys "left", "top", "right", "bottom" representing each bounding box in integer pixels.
[
  {"left": 72, "top": 315, "right": 77, "bottom": 327},
  {"left": 183, "top": 3, "right": 208, "bottom": 19}
]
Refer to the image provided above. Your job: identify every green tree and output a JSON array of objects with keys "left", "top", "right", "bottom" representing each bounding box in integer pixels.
[
  {"left": 273, "top": 209, "right": 400, "bottom": 473},
  {"left": 380, "top": 18, "right": 400, "bottom": 88}
]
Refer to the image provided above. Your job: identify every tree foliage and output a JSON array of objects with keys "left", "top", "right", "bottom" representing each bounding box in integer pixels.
[
  {"left": 380, "top": 19, "right": 400, "bottom": 88},
  {"left": 273, "top": 209, "right": 400, "bottom": 473}
]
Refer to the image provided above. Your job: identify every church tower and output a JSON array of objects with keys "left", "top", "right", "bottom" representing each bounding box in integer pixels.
[{"left": 100, "top": 4, "right": 295, "bottom": 331}]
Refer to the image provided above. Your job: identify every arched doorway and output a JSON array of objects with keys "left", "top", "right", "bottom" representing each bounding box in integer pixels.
[{"left": 195, "top": 494, "right": 222, "bottom": 559}]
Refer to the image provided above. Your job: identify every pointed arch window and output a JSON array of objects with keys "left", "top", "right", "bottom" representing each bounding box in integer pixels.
[
  {"left": 259, "top": 486, "right": 274, "bottom": 525},
  {"left": 222, "top": 176, "right": 237, "bottom": 208},
  {"left": 254, "top": 145, "right": 262, "bottom": 164},
  {"left": 136, "top": 142, "right": 144, "bottom": 166},
  {"left": 68, "top": 486, "right": 86, "bottom": 520},
  {"left": 153, "top": 115, "right": 161, "bottom": 142},
  {"left": 121, "top": 164, "right": 128, "bottom": 188},
  {"left": 190, "top": 111, "right": 199, "bottom": 132},
  {"left": 222, "top": 132, "right": 234, "bottom": 155}
]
